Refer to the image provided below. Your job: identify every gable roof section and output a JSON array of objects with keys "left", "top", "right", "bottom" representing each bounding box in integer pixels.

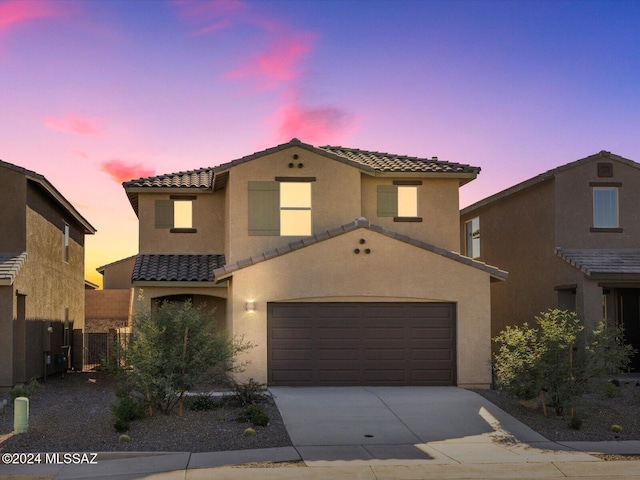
[
  {"left": 0, "top": 160, "right": 96, "bottom": 234},
  {"left": 556, "top": 248, "right": 640, "bottom": 280},
  {"left": 132, "top": 254, "right": 225, "bottom": 283},
  {"left": 0, "top": 252, "right": 27, "bottom": 286},
  {"left": 462, "top": 151, "right": 638, "bottom": 215},
  {"left": 97, "top": 255, "right": 137, "bottom": 274},
  {"left": 214, "top": 217, "right": 507, "bottom": 282},
  {"left": 211, "top": 138, "right": 480, "bottom": 189}
]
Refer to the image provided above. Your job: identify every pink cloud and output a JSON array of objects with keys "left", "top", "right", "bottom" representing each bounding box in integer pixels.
[
  {"left": 100, "top": 160, "right": 155, "bottom": 184},
  {"left": 0, "top": 0, "right": 57, "bottom": 31},
  {"left": 44, "top": 115, "right": 103, "bottom": 137},
  {"left": 173, "top": 0, "right": 246, "bottom": 35},
  {"left": 271, "top": 103, "right": 356, "bottom": 144},
  {"left": 226, "top": 33, "right": 316, "bottom": 91}
]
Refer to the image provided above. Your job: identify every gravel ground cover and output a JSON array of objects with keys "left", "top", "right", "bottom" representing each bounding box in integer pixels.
[
  {"left": 473, "top": 377, "right": 640, "bottom": 442},
  {"left": 0, "top": 371, "right": 292, "bottom": 453},
  {"left": 1, "top": 372, "right": 638, "bottom": 458}
]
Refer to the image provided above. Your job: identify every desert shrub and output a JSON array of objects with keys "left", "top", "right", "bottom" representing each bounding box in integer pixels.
[
  {"left": 604, "top": 381, "right": 621, "bottom": 398},
  {"left": 118, "top": 434, "right": 131, "bottom": 443},
  {"left": 113, "top": 418, "right": 130, "bottom": 433},
  {"left": 229, "top": 378, "right": 267, "bottom": 406},
  {"left": 493, "top": 309, "right": 636, "bottom": 416},
  {"left": 568, "top": 416, "right": 583, "bottom": 430},
  {"left": 243, "top": 427, "right": 256, "bottom": 437},
  {"left": 238, "top": 404, "right": 265, "bottom": 422},
  {"left": 10, "top": 378, "right": 40, "bottom": 400},
  {"left": 122, "top": 298, "right": 252, "bottom": 416},
  {"left": 611, "top": 424, "right": 623, "bottom": 433},
  {"left": 187, "top": 394, "right": 221, "bottom": 411},
  {"left": 251, "top": 411, "right": 270, "bottom": 427},
  {"left": 111, "top": 392, "right": 146, "bottom": 423}
]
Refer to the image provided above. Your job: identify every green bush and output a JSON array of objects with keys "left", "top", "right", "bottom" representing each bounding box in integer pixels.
[
  {"left": 568, "top": 416, "right": 583, "bottom": 430},
  {"left": 10, "top": 378, "right": 40, "bottom": 400},
  {"left": 229, "top": 378, "right": 267, "bottom": 406},
  {"left": 113, "top": 418, "right": 130, "bottom": 433},
  {"left": 243, "top": 427, "right": 256, "bottom": 437},
  {"left": 110, "top": 393, "right": 146, "bottom": 423},
  {"left": 604, "top": 381, "right": 621, "bottom": 398},
  {"left": 237, "top": 404, "right": 270, "bottom": 427},
  {"left": 493, "top": 309, "right": 636, "bottom": 416},
  {"left": 611, "top": 424, "right": 623, "bottom": 433},
  {"left": 118, "top": 433, "right": 131, "bottom": 443},
  {"left": 187, "top": 394, "right": 221, "bottom": 411}
]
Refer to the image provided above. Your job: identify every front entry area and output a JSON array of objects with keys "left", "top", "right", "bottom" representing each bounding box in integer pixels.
[
  {"left": 267, "top": 302, "right": 456, "bottom": 386},
  {"left": 617, "top": 289, "right": 640, "bottom": 372}
]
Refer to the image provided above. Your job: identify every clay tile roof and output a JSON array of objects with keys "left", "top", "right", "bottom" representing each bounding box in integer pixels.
[
  {"left": 214, "top": 218, "right": 507, "bottom": 282},
  {"left": 132, "top": 254, "right": 225, "bottom": 282},
  {"left": 318, "top": 145, "right": 479, "bottom": 174},
  {"left": 123, "top": 168, "right": 213, "bottom": 189},
  {"left": 0, "top": 252, "right": 27, "bottom": 285},
  {"left": 556, "top": 248, "right": 640, "bottom": 279}
]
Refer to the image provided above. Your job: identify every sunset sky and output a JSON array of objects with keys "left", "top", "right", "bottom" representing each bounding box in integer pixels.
[{"left": 1, "top": 0, "right": 639, "bottom": 287}]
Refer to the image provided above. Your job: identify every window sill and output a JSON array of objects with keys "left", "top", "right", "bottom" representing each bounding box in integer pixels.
[
  {"left": 394, "top": 217, "right": 423, "bottom": 222},
  {"left": 590, "top": 227, "right": 622, "bottom": 233},
  {"left": 170, "top": 228, "right": 197, "bottom": 233}
]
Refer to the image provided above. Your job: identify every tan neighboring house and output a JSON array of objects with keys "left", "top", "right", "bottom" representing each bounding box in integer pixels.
[
  {"left": 461, "top": 151, "right": 640, "bottom": 370},
  {"left": 0, "top": 160, "right": 96, "bottom": 387},
  {"left": 123, "top": 139, "right": 507, "bottom": 387}
]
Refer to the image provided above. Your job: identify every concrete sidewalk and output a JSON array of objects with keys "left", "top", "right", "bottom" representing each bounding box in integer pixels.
[{"left": 2, "top": 447, "right": 640, "bottom": 480}]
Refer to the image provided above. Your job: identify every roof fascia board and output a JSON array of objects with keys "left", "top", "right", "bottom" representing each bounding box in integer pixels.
[
  {"left": 374, "top": 172, "right": 478, "bottom": 180},
  {"left": 124, "top": 186, "right": 212, "bottom": 194},
  {"left": 26, "top": 176, "right": 96, "bottom": 234},
  {"left": 132, "top": 280, "right": 228, "bottom": 288}
]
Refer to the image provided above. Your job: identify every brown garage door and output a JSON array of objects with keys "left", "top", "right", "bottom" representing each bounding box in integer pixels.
[{"left": 267, "top": 302, "right": 456, "bottom": 386}]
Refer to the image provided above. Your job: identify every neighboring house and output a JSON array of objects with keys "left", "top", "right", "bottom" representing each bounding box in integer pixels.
[
  {"left": 96, "top": 255, "right": 136, "bottom": 290},
  {"left": 123, "top": 139, "right": 507, "bottom": 387},
  {"left": 461, "top": 151, "right": 640, "bottom": 370},
  {"left": 0, "top": 160, "right": 96, "bottom": 387}
]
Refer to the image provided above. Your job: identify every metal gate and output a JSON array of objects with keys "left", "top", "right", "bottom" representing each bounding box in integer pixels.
[{"left": 83, "top": 329, "right": 130, "bottom": 371}]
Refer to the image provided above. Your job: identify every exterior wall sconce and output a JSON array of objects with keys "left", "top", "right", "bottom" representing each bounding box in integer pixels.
[
  {"left": 47, "top": 326, "right": 53, "bottom": 334},
  {"left": 245, "top": 301, "right": 256, "bottom": 312}
]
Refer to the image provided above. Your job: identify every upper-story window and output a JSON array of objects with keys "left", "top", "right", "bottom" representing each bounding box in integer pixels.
[
  {"left": 63, "top": 223, "right": 70, "bottom": 262},
  {"left": 248, "top": 179, "right": 314, "bottom": 236},
  {"left": 155, "top": 196, "right": 196, "bottom": 232},
  {"left": 465, "top": 217, "right": 480, "bottom": 259},
  {"left": 593, "top": 187, "right": 618, "bottom": 228},
  {"left": 377, "top": 181, "right": 422, "bottom": 222}
]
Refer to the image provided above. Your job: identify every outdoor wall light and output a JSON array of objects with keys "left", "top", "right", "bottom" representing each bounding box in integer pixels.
[
  {"left": 47, "top": 326, "right": 53, "bottom": 334},
  {"left": 245, "top": 301, "right": 256, "bottom": 312}
]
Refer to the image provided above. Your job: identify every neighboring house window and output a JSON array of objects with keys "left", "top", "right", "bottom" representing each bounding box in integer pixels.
[
  {"left": 155, "top": 197, "right": 196, "bottom": 232},
  {"left": 248, "top": 180, "right": 313, "bottom": 236},
  {"left": 63, "top": 223, "right": 70, "bottom": 262},
  {"left": 465, "top": 217, "right": 480, "bottom": 258},
  {"left": 593, "top": 187, "right": 618, "bottom": 228},
  {"left": 377, "top": 182, "right": 422, "bottom": 221}
]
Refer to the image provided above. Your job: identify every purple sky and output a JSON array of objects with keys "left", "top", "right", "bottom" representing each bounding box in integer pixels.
[{"left": 1, "top": 0, "right": 639, "bottom": 286}]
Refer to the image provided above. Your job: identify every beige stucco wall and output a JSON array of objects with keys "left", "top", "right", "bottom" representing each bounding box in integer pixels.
[
  {"left": 101, "top": 257, "right": 136, "bottom": 289},
  {"left": 138, "top": 190, "right": 224, "bottom": 254},
  {"left": 461, "top": 180, "right": 558, "bottom": 342},
  {"left": 361, "top": 176, "right": 461, "bottom": 251},
  {"left": 224, "top": 146, "right": 362, "bottom": 263},
  {"left": 555, "top": 157, "right": 640, "bottom": 248},
  {"left": 0, "top": 166, "right": 27, "bottom": 252},
  {"left": 226, "top": 228, "right": 493, "bottom": 388},
  {"left": 0, "top": 287, "right": 14, "bottom": 386}
]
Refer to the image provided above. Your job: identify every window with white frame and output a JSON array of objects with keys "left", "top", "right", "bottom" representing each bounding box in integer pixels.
[
  {"left": 593, "top": 187, "right": 618, "bottom": 228},
  {"left": 465, "top": 217, "right": 480, "bottom": 259},
  {"left": 280, "top": 182, "right": 312, "bottom": 236},
  {"left": 63, "top": 223, "right": 70, "bottom": 262}
]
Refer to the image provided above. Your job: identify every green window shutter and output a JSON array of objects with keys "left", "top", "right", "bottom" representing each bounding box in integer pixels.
[
  {"left": 377, "top": 185, "right": 398, "bottom": 217},
  {"left": 155, "top": 200, "right": 174, "bottom": 228},
  {"left": 248, "top": 181, "right": 280, "bottom": 235}
]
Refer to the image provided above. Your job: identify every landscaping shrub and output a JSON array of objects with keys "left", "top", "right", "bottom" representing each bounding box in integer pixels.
[
  {"left": 604, "top": 381, "right": 621, "bottom": 398},
  {"left": 568, "top": 416, "right": 583, "bottom": 430},
  {"left": 118, "top": 434, "right": 131, "bottom": 443},
  {"left": 110, "top": 392, "right": 146, "bottom": 423},
  {"left": 243, "top": 427, "right": 256, "bottom": 437},
  {"left": 121, "top": 297, "right": 252, "bottom": 416},
  {"left": 187, "top": 393, "right": 221, "bottom": 411},
  {"left": 10, "top": 378, "right": 40, "bottom": 400},
  {"left": 113, "top": 418, "right": 130, "bottom": 433},
  {"left": 493, "top": 309, "right": 636, "bottom": 416},
  {"left": 611, "top": 424, "right": 623, "bottom": 433},
  {"left": 229, "top": 378, "right": 267, "bottom": 406}
]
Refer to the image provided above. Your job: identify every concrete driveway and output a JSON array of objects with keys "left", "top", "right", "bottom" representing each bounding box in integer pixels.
[{"left": 269, "top": 386, "right": 598, "bottom": 465}]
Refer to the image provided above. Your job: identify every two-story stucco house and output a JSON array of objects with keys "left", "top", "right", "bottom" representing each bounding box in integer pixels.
[
  {"left": 461, "top": 151, "right": 640, "bottom": 370},
  {"left": 123, "top": 139, "right": 507, "bottom": 387},
  {"left": 0, "top": 160, "right": 96, "bottom": 387}
]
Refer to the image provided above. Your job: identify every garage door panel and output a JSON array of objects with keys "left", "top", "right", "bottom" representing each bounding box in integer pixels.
[{"left": 268, "top": 302, "right": 456, "bottom": 386}]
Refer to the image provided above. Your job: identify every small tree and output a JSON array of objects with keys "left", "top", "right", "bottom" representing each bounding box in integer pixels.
[
  {"left": 123, "top": 299, "right": 251, "bottom": 416},
  {"left": 493, "top": 309, "right": 636, "bottom": 416}
]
